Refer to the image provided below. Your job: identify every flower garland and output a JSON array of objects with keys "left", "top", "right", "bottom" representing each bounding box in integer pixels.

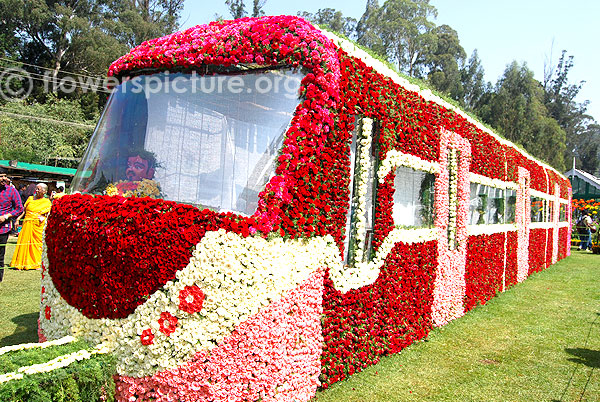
[
  {"left": 349, "top": 117, "right": 374, "bottom": 264},
  {"left": 0, "top": 342, "right": 109, "bottom": 384},
  {"left": 105, "top": 179, "right": 162, "bottom": 198},
  {"left": 377, "top": 149, "right": 439, "bottom": 182},
  {"left": 0, "top": 335, "right": 76, "bottom": 356}
]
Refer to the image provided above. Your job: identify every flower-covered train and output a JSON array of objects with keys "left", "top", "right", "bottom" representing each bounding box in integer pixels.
[{"left": 40, "top": 16, "right": 571, "bottom": 401}]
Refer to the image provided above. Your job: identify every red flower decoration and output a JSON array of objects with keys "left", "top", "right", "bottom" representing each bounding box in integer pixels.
[
  {"left": 116, "top": 181, "right": 138, "bottom": 194},
  {"left": 178, "top": 285, "right": 205, "bottom": 314},
  {"left": 140, "top": 328, "right": 154, "bottom": 345},
  {"left": 158, "top": 312, "right": 178, "bottom": 336},
  {"left": 44, "top": 305, "right": 51, "bottom": 320}
]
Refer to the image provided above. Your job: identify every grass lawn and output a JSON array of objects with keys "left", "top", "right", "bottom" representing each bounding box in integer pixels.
[
  {"left": 316, "top": 250, "right": 599, "bottom": 402},
  {"left": 0, "top": 245, "right": 597, "bottom": 401},
  {"left": 0, "top": 236, "right": 40, "bottom": 347}
]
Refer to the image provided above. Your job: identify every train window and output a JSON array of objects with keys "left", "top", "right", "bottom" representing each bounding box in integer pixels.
[
  {"left": 70, "top": 68, "right": 304, "bottom": 216},
  {"left": 469, "top": 184, "right": 502, "bottom": 225},
  {"left": 547, "top": 200, "right": 554, "bottom": 222},
  {"left": 530, "top": 196, "right": 545, "bottom": 223},
  {"left": 343, "top": 116, "right": 359, "bottom": 263},
  {"left": 392, "top": 166, "right": 435, "bottom": 228},
  {"left": 559, "top": 203, "right": 567, "bottom": 222},
  {"left": 505, "top": 189, "right": 517, "bottom": 224}
]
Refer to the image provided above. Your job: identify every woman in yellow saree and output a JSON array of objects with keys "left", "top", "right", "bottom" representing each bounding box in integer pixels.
[{"left": 11, "top": 183, "right": 52, "bottom": 270}]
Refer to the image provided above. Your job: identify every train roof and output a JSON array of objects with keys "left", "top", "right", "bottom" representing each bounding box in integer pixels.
[{"left": 108, "top": 15, "right": 568, "bottom": 184}]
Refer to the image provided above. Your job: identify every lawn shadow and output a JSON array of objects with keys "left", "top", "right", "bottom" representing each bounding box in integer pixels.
[
  {"left": 0, "top": 312, "right": 39, "bottom": 347},
  {"left": 565, "top": 348, "right": 600, "bottom": 368}
]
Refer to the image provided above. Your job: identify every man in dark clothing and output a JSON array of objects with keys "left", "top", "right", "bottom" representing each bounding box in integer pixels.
[{"left": 0, "top": 171, "right": 24, "bottom": 281}]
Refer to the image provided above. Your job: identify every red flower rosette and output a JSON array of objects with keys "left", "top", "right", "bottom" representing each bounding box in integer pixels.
[
  {"left": 140, "top": 328, "right": 154, "bottom": 345},
  {"left": 178, "top": 286, "right": 205, "bottom": 314},
  {"left": 158, "top": 312, "right": 178, "bottom": 336}
]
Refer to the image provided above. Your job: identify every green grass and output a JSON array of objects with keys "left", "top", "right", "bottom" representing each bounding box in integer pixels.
[
  {"left": 315, "top": 250, "right": 599, "bottom": 402},
  {"left": 1, "top": 247, "right": 597, "bottom": 401},
  {"left": 1, "top": 237, "right": 41, "bottom": 347}
]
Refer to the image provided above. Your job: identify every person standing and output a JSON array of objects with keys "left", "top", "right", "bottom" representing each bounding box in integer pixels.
[
  {"left": 51, "top": 185, "right": 65, "bottom": 201},
  {"left": 11, "top": 183, "right": 52, "bottom": 270},
  {"left": 0, "top": 172, "right": 24, "bottom": 281},
  {"left": 577, "top": 209, "right": 594, "bottom": 251}
]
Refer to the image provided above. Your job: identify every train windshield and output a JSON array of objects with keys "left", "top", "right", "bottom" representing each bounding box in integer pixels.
[{"left": 70, "top": 68, "right": 304, "bottom": 216}]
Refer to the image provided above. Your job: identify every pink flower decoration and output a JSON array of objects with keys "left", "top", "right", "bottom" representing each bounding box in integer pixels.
[
  {"left": 178, "top": 286, "right": 205, "bottom": 314},
  {"left": 140, "top": 328, "right": 154, "bottom": 345},
  {"left": 158, "top": 312, "right": 178, "bottom": 336}
]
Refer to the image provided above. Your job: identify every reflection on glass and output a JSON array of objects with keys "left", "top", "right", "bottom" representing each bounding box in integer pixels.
[
  {"left": 70, "top": 69, "right": 304, "bottom": 216},
  {"left": 488, "top": 187, "right": 505, "bottom": 224},
  {"left": 392, "top": 166, "right": 435, "bottom": 228},
  {"left": 469, "top": 184, "right": 506, "bottom": 225},
  {"left": 531, "top": 196, "right": 545, "bottom": 223},
  {"left": 505, "top": 189, "right": 516, "bottom": 224},
  {"left": 559, "top": 203, "right": 567, "bottom": 222}
]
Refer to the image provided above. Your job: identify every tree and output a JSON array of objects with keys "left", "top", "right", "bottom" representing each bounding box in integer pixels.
[
  {"left": 225, "top": 0, "right": 245, "bottom": 19},
  {"left": 252, "top": 0, "right": 266, "bottom": 18},
  {"left": 356, "top": 0, "right": 384, "bottom": 54},
  {"left": 298, "top": 8, "right": 357, "bottom": 39},
  {"left": 372, "top": 0, "right": 438, "bottom": 77},
  {"left": 542, "top": 50, "right": 595, "bottom": 173},
  {"left": 425, "top": 24, "right": 465, "bottom": 101},
  {"left": 2, "top": 0, "right": 120, "bottom": 79},
  {"left": 103, "top": 0, "right": 185, "bottom": 49},
  {"left": 0, "top": 96, "right": 98, "bottom": 167},
  {"left": 224, "top": 0, "right": 266, "bottom": 19},
  {"left": 460, "top": 49, "right": 490, "bottom": 112},
  {"left": 481, "top": 61, "right": 566, "bottom": 171}
]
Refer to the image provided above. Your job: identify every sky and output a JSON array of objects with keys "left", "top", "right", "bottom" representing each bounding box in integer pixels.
[{"left": 180, "top": 0, "right": 600, "bottom": 123}]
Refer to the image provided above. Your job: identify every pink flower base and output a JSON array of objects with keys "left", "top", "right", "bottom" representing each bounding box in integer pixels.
[{"left": 114, "top": 270, "right": 324, "bottom": 402}]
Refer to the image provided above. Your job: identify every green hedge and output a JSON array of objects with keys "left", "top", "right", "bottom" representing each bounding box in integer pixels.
[{"left": 0, "top": 340, "right": 116, "bottom": 402}]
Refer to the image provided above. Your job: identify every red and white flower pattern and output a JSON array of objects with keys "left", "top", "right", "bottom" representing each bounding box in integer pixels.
[{"left": 38, "top": 15, "right": 572, "bottom": 400}]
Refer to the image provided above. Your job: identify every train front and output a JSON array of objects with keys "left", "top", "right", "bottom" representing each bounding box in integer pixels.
[{"left": 39, "top": 16, "right": 347, "bottom": 402}]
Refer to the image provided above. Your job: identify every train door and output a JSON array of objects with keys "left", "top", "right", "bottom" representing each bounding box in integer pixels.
[{"left": 431, "top": 129, "right": 471, "bottom": 326}]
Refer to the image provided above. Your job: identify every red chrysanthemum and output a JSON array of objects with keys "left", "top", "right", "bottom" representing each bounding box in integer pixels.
[
  {"left": 178, "top": 285, "right": 205, "bottom": 314},
  {"left": 44, "top": 305, "right": 51, "bottom": 320}
]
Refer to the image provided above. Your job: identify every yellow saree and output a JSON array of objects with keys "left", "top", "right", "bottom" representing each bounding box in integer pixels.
[{"left": 11, "top": 196, "right": 52, "bottom": 270}]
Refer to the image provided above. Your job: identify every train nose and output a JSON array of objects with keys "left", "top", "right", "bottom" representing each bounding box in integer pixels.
[{"left": 45, "top": 194, "right": 222, "bottom": 319}]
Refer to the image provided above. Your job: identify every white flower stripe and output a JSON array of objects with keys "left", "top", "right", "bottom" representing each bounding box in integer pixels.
[
  {"left": 0, "top": 335, "right": 76, "bottom": 356},
  {"left": 469, "top": 172, "right": 517, "bottom": 190},
  {"left": 0, "top": 343, "right": 109, "bottom": 384},
  {"left": 467, "top": 223, "right": 518, "bottom": 236},
  {"left": 378, "top": 149, "right": 439, "bottom": 182},
  {"left": 41, "top": 230, "right": 340, "bottom": 377}
]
